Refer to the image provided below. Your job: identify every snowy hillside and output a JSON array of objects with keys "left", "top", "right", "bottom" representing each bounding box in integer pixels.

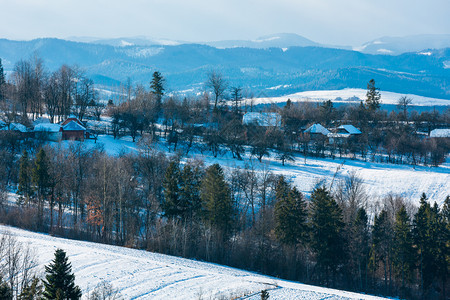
[
  {"left": 2, "top": 225, "right": 388, "bottom": 300},
  {"left": 246, "top": 88, "right": 450, "bottom": 107}
]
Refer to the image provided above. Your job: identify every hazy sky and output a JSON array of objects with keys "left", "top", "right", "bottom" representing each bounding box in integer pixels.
[{"left": 1, "top": 0, "right": 449, "bottom": 46}]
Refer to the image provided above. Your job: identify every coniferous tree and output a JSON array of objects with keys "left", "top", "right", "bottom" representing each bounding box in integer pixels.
[
  {"left": 43, "top": 249, "right": 82, "bottom": 300},
  {"left": 371, "top": 209, "right": 393, "bottom": 294},
  {"left": 0, "top": 58, "right": 5, "bottom": 101},
  {"left": 260, "top": 289, "right": 269, "bottom": 300},
  {"left": 392, "top": 206, "right": 415, "bottom": 295},
  {"left": 309, "top": 186, "right": 346, "bottom": 285},
  {"left": 32, "top": 148, "right": 50, "bottom": 227},
  {"left": 32, "top": 149, "right": 50, "bottom": 197},
  {"left": 179, "top": 164, "right": 202, "bottom": 220},
  {"left": 351, "top": 207, "right": 370, "bottom": 291},
  {"left": 18, "top": 150, "right": 33, "bottom": 204},
  {"left": 274, "top": 182, "right": 308, "bottom": 246},
  {"left": 365, "top": 79, "right": 381, "bottom": 111},
  {"left": 413, "top": 193, "right": 435, "bottom": 295},
  {"left": 436, "top": 196, "right": 449, "bottom": 299},
  {"left": 200, "top": 164, "right": 233, "bottom": 235},
  {"left": 0, "top": 276, "right": 12, "bottom": 300},
  {"left": 162, "top": 161, "right": 181, "bottom": 218},
  {"left": 150, "top": 71, "right": 165, "bottom": 109},
  {"left": 18, "top": 277, "right": 43, "bottom": 300}
]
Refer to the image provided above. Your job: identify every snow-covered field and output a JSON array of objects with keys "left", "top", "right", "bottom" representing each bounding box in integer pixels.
[
  {"left": 247, "top": 88, "right": 450, "bottom": 107},
  {"left": 2, "top": 225, "right": 389, "bottom": 300},
  {"left": 66, "top": 135, "right": 449, "bottom": 206}
]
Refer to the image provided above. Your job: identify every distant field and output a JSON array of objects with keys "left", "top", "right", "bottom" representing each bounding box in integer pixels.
[{"left": 246, "top": 88, "right": 450, "bottom": 107}]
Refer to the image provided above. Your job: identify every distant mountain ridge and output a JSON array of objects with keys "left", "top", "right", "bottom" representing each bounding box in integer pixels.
[
  {"left": 72, "top": 33, "right": 450, "bottom": 55},
  {"left": 355, "top": 34, "right": 450, "bottom": 55},
  {"left": 0, "top": 37, "right": 449, "bottom": 100},
  {"left": 204, "top": 33, "right": 322, "bottom": 49}
]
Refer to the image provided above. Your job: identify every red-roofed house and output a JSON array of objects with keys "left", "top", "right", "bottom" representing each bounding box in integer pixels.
[
  {"left": 62, "top": 121, "right": 86, "bottom": 141},
  {"left": 61, "top": 115, "right": 87, "bottom": 141}
]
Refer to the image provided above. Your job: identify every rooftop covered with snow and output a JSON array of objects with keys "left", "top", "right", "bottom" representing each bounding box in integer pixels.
[{"left": 304, "top": 123, "right": 330, "bottom": 135}]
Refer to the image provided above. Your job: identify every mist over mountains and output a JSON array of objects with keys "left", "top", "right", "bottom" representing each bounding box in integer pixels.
[{"left": 1, "top": 33, "right": 449, "bottom": 99}]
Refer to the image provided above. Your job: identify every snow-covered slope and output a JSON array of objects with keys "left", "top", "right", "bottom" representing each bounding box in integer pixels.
[
  {"left": 2, "top": 225, "right": 388, "bottom": 299},
  {"left": 247, "top": 88, "right": 450, "bottom": 107}
]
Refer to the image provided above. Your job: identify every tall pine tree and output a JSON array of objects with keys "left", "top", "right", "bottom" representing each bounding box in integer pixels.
[
  {"left": 200, "top": 164, "right": 233, "bottom": 235},
  {"left": 0, "top": 58, "right": 5, "bottom": 101},
  {"left": 274, "top": 179, "right": 308, "bottom": 245},
  {"left": 365, "top": 79, "right": 381, "bottom": 111},
  {"left": 150, "top": 71, "right": 165, "bottom": 110},
  {"left": 43, "top": 249, "right": 81, "bottom": 300},
  {"left": 371, "top": 209, "right": 393, "bottom": 294},
  {"left": 179, "top": 164, "right": 202, "bottom": 220},
  {"left": 413, "top": 193, "right": 436, "bottom": 295},
  {"left": 350, "top": 207, "right": 370, "bottom": 291},
  {"left": 32, "top": 148, "right": 50, "bottom": 228},
  {"left": 162, "top": 161, "right": 181, "bottom": 218},
  {"left": 392, "top": 206, "right": 415, "bottom": 295},
  {"left": 309, "top": 186, "right": 346, "bottom": 285},
  {"left": 18, "top": 150, "right": 33, "bottom": 204}
]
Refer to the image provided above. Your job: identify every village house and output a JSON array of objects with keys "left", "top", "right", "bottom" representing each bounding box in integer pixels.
[
  {"left": 62, "top": 121, "right": 87, "bottom": 141},
  {"left": 335, "top": 124, "right": 362, "bottom": 135},
  {"left": 0, "top": 122, "right": 30, "bottom": 138},
  {"left": 304, "top": 123, "right": 330, "bottom": 138},
  {"left": 34, "top": 123, "right": 62, "bottom": 142},
  {"left": 61, "top": 115, "right": 88, "bottom": 141}
]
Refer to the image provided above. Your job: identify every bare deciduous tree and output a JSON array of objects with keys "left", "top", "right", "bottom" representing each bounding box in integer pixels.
[{"left": 206, "top": 71, "right": 227, "bottom": 111}]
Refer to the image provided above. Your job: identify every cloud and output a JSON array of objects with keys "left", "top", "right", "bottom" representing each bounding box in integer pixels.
[{"left": 0, "top": 0, "right": 449, "bottom": 45}]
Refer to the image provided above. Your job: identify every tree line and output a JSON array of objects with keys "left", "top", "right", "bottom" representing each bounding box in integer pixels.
[{"left": 0, "top": 143, "right": 447, "bottom": 299}]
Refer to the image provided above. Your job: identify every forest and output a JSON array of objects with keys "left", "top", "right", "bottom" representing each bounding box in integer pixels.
[{"left": 0, "top": 57, "right": 449, "bottom": 299}]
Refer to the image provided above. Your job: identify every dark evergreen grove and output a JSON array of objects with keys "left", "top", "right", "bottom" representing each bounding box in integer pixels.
[{"left": 0, "top": 57, "right": 448, "bottom": 299}]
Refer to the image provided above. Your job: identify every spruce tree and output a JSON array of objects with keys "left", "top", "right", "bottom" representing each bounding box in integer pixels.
[
  {"left": 309, "top": 186, "right": 346, "bottom": 284},
  {"left": 413, "top": 193, "right": 435, "bottom": 294},
  {"left": 32, "top": 148, "right": 50, "bottom": 227},
  {"left": 18, "top": 150, "right": 33, "bottom": 203},
  {"left": 0, "top": 276, "right": 12, "bottom": 300},
  {"left": 275, "top": 183, "right": 308, "bottom": 245},
  {"left": 32, "top": 148, "right": 50, "bottom": 198},
  {"left": 200, "top": 164, "right": 233, "bottom": 235},
  {"left": 179, "top": 164, "right": 202, "bottom": 220},
  {"left": 351, "top": 207, "right": 370, "bottom": 290},
  {"left": 392, "top": 206, "right": 415, "bottom": 294},
  {"left": 0, "top": 58, "right": 5, "bottom": 101},
  {"left": 436, "top": 197, "right": 449, "bottom": 299},
  {"left": 260, "top": 289, "right": 269, "bottom": 300},
  {"left": 371, "top": 209, "right": 393, "bottom": 294},
  {"left": 43, "top": 249, "right": 81, "bottom": 300},
  {"left": 162, "top": 161, "right": 181, "bottom": 218},
  {"left": 150, "top": 71, "right": 165, "bottom": 108},
  {"left": 18, "top": 277, "right": 43, "bottom": 300},
  {"left": 365, "top": 79, "right": 381, "bottom": 111}
]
